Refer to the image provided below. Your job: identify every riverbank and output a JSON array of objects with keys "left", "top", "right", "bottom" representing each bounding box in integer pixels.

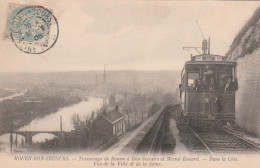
[
  {"left": 0, "top": 88, "right": 82, "bottom": 134},
  {"left": 0, "top": 96, "right": 103, "bottom": 153}
]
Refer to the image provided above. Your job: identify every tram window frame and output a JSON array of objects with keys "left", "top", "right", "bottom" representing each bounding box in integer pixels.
[
  {"left": 185, "top": 65, "right": 202, "bottom": 92},
  {"left": 203, "top": 69, "right": 216, "bottom": 80},
  {"left": 200, "top": 66, "right": 216, "bottom": 91},
  {"left": 216, "top": 66, "right": 233, "bottom": 92},
  {"left": 187, "top": 72, "right": 200, "bottom": 90},
  {"left": 184, "top": 64, "right": 236, "bottom": 92}
]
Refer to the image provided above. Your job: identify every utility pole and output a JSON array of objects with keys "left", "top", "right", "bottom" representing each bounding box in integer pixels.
[
  {"left": 15, "top": 134, "right": 17, "bottom": 147},
  {"left": 10, "top": 132, "right": 13, "bottom": 153},
  {"left": 202, "top": 39, "right": 208, "bottom": 54},
  {"left": 60, "top": 116, "right": 63, "bottom": 137},
  {"left": 10, "top": 121, "right": 13, "bottom": 153}
]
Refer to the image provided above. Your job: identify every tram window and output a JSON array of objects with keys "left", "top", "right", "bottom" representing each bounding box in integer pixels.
[
  {"left": 188, "top": 73, "right": 200, "bottom": 87},
  {"left": 203, "top": 67, "right": 216, "bottom": 83},
  {"left": 215, "top": 66, "right": 232, "bottom": 91},
  {"left": 218, "top": 73, "right": 232, "bottom": 91},
  {"left": 188, "top": 79, "right": 194, "bottom": 86}
]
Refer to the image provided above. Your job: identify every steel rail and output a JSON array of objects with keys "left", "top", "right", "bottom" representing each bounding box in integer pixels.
[
  {"left": 190, "top": 126, "right": 260, "bottom": 155},
  {"left": 190, "top": 128, "right": 214, "bottom": 156},
  {"left": 220, "top": 128, "right": 260, "bottom": 152},
  {"left": 148, "top": 109, "right": 165, "bottom": 154}
]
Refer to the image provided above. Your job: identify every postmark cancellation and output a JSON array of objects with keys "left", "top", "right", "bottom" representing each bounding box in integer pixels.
[{"left": 5, "top": 3, "right": 59, "bottom": 54}]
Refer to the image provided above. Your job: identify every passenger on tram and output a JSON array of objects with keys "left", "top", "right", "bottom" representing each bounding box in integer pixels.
[
  {"left": 218, "top": 78, "right": 226, "bottom": 91},
  {"left": 202, "top": 77, "right": 208, "bottom": 91},
  {"left": 179, "top": 84, "right": 182, "bottom": 97},
  {"left": 195, "top": 78, "right": 203, "bottom": 91},
  {"left": 209, "top": 78, "right": 217, "bottom": 91},
  {"left": 225, "top": 77, "right": 235, "bottom": 92}
]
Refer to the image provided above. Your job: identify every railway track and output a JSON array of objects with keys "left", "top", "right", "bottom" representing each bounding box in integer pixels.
[
  {"left": 190, "top": 126, "right": 260, "bottom": 155},
  {"left": 137, "top": 105, "right": 177, "bottom": 154},
  {"left": 148, "top": 107, "right": 166, "bottom": 154},
  {"left": 137, "top": 106, "right": 166, "bottom": 154}
]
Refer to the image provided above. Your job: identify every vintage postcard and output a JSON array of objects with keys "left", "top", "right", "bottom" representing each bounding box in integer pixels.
[{"left": 0, "top": 0, "right": 260, "bottom": 168}]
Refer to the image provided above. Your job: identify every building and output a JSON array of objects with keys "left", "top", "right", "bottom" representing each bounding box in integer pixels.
[{"left": 92, "top": 106, "right": 126, "bottom": 145}]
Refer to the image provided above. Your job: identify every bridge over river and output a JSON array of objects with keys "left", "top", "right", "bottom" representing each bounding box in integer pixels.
[
  {"left": 11, "top": 131, "right": 70, "bottom": 144},
  {"left": 0, "top": 116, "right": 70, "bottom": 145},
  {"left": 0, "top": 97, "right": 103, "bottom": 153}
]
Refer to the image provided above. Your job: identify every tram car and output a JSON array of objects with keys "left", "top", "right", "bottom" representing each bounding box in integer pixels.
[{"left": 180, "top": 53, "right": 238, "bottom": 125}]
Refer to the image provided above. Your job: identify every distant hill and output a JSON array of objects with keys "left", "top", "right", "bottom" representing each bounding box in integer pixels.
[{"left": 0, "top": 70, "right": 181, "bottom": 94}]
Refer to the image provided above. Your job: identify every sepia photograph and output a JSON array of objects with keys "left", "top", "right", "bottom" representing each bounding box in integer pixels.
[{"left": 0, "top": 0, "right": 260, "bottom": 167}]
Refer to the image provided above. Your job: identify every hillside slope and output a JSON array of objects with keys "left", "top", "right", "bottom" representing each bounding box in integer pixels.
[{"left": 226, "top": 7, "right": 260, "bottom": 137}]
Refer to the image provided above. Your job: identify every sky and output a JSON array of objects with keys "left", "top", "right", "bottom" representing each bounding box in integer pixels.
[{"left": 0, "top": 0, "right": 260, "bottom": 72}]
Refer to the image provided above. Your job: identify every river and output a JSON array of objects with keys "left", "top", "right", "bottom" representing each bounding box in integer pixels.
[{"left": 0, "top": 97, "right": 103, "bottom": 153}]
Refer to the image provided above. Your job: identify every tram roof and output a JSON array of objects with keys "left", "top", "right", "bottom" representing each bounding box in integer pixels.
[
  {"left": 184, "top": 61, "right": 237, "bottom": 66},
  {"left": 181, "top": 54, "right": 237, "bottom": 75},
  {"left": 185, "top": 54, "right": 236, "bottom": 66}
]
